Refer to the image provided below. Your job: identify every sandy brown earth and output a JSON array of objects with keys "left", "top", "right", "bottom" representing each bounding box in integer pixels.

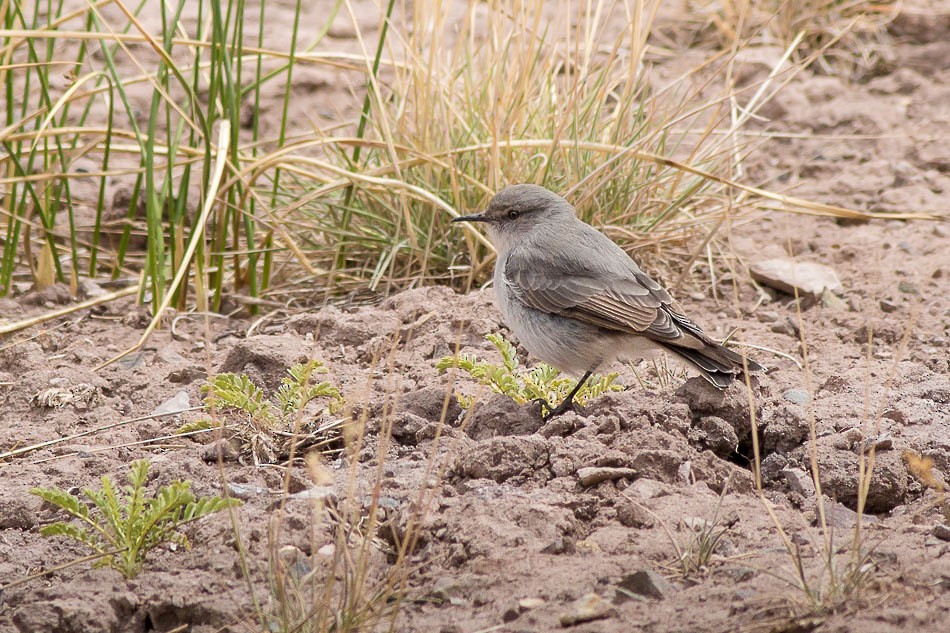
[{"left": 2, "top": 2, "right": 950, "bottom": 633}]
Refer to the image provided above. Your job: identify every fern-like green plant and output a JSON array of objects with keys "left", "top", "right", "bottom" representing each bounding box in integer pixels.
[
  {"left": 31, "top": 459, "right": 240, "bottom": 578},
  {"left": 437, "top": 333, "right": 622, "bottom": 411},
  {"left": 179, "top": 359, "right": 345, "bottom": 464}
]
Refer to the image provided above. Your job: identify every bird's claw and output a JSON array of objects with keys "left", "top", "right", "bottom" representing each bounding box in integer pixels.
[
  {"left": 533, "top": 397, "right": 556, "bottom": 419},
  {"left": 534, "top": 397, "right": 576, "bottom": 421}
]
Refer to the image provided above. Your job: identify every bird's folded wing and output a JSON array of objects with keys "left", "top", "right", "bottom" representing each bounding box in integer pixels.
[{"left": 504, "top": 251, "right": 709, "bottom": 348}]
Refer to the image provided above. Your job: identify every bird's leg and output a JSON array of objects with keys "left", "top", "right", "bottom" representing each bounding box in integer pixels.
[{"left": 536, "top": 371, "right": 593, "bottom": 420}]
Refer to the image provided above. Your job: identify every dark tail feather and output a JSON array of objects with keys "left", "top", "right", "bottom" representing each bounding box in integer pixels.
[{"left": 661, "top": 341, "right": 763, "bottom": 389}]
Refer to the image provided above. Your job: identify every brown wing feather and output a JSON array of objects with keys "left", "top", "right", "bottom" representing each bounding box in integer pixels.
[{"left": 505, "top": 254, "right": 706, "bottom": 347}]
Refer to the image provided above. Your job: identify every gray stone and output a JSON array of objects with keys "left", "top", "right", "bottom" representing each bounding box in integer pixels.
[
  {"left": 734, "top": 588, "right": 757, "bottom": 601},
  {"left": 821, "top": 290, "right": 849, "bottom": 311},
  {"left": 898, "top": 280, "right": 919, "bottom": 294},
  {"left": 78, "top": 279, "right": 107, "bottom": 299},
  {"left": 156, "top": 347, "right": 187, "bottom": 365},
  {"left": 118, "top": 351, "right": 147, "bottom": 368},
  {"left": 857, "top": 433, "right": 894, "bottom": 454},
  {"left": 390, "top": 411, "right": 429, "bottom": 443},
  {"left": 615, "top": 499, "right": 656, "bottom": 529},
  {"left": 431, "top": 577, "right": 467, "bottom": 603},
  {"left": 226, "top": 483, "right": 270, "bottom": 499},
  {"left": 628, "top": 478, "right": 671, "bottom": 500},
  {"left": 558, "top": 592, "right": 615, "bottom": 626},
  {"left": 502, "top": 603, "right": 521, "bottom": 622},
  {"left": 783, "top": 389, "right": 811, "bottom": 405},
  {"left": 151, "top": 390, "right": 191, "bottom": 418},
  {"left": 577, "top": 466, "right": 638, "bottom": 487},
  {"left": 932, "top": 524, "right": 950, "bottom": 542},
  {"left": 818, "top": 500, "right": 878, "bottom": 529},
  {"left": 882, "top": 409, "right": 906, "bottom": 424},
  {"left": 783, "top": 468, "right": 816, "bottom": 497},
  {"left": 760, "top": 453, "right": 789, "bottom": 482},
  {"left": 750, "top": 258, "right": 842, "bottom": 298},
  {"left": 167, "top": 365, "right": 206, "bottom": 384},
  {"left": 770, "top": 320, "right": 798, "bottom": 336},
  {"left": 286, "top": 487, "right": 336, "bottom": 502},
  {"left": 615, "top": 569, "right": 675, "bottom": 602},
  {"left": 880, "top": 299, "right": 899, "bottom": 313}
]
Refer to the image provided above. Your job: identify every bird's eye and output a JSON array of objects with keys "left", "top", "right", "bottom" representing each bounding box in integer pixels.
[{"left": 507, "top": 210, "right": 520, "bottom": 220}]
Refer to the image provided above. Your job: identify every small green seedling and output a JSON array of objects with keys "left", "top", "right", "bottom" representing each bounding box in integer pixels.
[
  {"left": 437, "top": 333, "right": 622, "bottom": 411},
  {"left": 31, "top": 459, "right": 240, "bottom": 578},
  {"left": 180, "top": 359, "right": 345, "bottom": 464}
]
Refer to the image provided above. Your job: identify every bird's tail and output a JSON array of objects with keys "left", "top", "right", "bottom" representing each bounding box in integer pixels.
[{"left": 661, "top": 341, "right": 763, "bottom": 389}]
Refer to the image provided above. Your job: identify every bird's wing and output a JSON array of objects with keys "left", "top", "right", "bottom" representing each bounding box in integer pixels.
[{"left": 503, "top": 244, "right": 709, "bottom": 348}]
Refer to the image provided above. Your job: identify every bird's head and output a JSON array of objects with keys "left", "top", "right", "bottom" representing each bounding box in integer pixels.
[{"left": 452, "top": 184, "right": 576, "bottom": 251}]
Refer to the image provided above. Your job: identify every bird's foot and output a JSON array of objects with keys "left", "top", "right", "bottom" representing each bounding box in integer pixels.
[{"left": 534, "top": 397, "right": 578, "bottom": 421}]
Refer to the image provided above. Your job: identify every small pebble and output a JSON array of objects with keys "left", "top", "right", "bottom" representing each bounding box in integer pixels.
[
  {"left": 734, "top": 588, "right": 757, "bottom": 601},
  {"left": 750, "top": 258, "right": 842, "bottom": 298},
  {"left": 558, "top": 593, "right": 615, "bottom": 626},
  {"left": 933, "top": 524, "right": 950, "bottom": 542},
  {"left": 898, "top": 280, "right": 919, "bottom": 294},
  {"left": 771, "top": 321, "right": 797, "bottom": 336},
  {"left": 577, "top": 466, "right": 638, "bottom": 487},
  {"left": 151, "top": 390, "right": 191, "bottom": 418},
  {"left": 783, "top": 468, "right": 816, "bottom": 497},
  {"left": 783, "top": 389, "right": 811, "bottom": 405},
  {"left": 858, "top": 434, "right": 893, "bottom": 454},
  {"left": 519, "top": 597, "right": 546, "bottom": 611},
  {"left": 226, "top": 483, "right": 269, "bottom": 499},
  {"left": 879, "top": 299, "right": 899, "bottom": 313},
  {"left": 502, "top": 604, "right": 521, "bottom": 623},
  {"left": 821, "top": 290, "right": 849, "bottom": 311},
  {"left": 615, "top": 569, "right": 675, "bottom": 602},
  {"left": 882, "top": 409, "right": 906, "bottom": 424}
]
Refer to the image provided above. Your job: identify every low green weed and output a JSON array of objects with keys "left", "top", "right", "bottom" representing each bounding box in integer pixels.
[
  {"left": 179, "top": 360, "right": 345, "bottom": 465},
  {"left": 437, "top": 333, "right": 622, "bottom": 411},
  {"left": 31, "top": 459, "right": 239, "bottom": 579}
]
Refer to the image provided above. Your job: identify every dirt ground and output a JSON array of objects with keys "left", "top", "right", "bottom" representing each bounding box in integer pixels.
[{"left": 2, "top": 2, "right": 949, "bottom": 633}]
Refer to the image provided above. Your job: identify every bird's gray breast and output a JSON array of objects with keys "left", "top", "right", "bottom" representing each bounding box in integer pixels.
[{"left": 492, "top": 249, "right": 609, "bottom": 375}]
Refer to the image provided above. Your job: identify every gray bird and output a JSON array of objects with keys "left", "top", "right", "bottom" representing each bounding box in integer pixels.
[{"left": 453, "top": 184, "right": 762, "bottom": 419}]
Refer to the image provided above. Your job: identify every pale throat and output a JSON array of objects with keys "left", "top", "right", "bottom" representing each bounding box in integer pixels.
[{"left": 485, "top": 224, "right": 516, "bottom": 255}]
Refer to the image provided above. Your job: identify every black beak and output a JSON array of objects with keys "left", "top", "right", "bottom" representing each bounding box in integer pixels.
[{"left": 452, "top": 212, "right": 488, "bottom": 223}]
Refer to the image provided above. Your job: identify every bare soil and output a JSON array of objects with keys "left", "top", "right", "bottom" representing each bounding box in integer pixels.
[{"left": 2, "top": 2, "right": 949, "bottom": 633}]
